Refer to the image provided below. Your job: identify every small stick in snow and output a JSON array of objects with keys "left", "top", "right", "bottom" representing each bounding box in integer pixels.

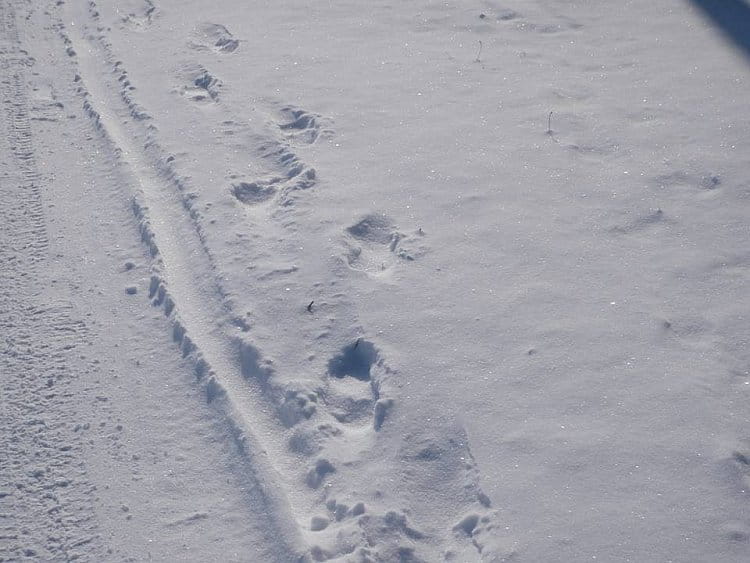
[
  {"left": 354, "top": 338, "right": 361, "bottom": 350},
  {"left": 474, "top": 40, "right": 483, "bottom": 63},
  {"left": 546, "top": 111, "right": 559, "bottom": 143},
  {"left": 307, "top": 300, "right": 314, "bottom": 312}
]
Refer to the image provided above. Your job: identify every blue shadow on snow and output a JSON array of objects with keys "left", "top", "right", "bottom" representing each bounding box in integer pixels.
[{"left": 687, "top": 0, "right": 750, "bottom": 61}]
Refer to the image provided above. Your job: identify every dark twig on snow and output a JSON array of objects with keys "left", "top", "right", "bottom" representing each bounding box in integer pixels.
[
  {"left": 307, "top": 300, "right": 314, "bottom": 312},
  {"left": 546, "top": 111, "right": 559, "bottom": 143}
]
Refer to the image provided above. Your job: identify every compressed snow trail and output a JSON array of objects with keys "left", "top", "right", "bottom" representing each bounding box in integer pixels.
[
  {"left": 0, "top": 4, "right": 101, "bottom": 558},
  {"left": 62, "top": 8, "right": 312, "bottom": 562}
]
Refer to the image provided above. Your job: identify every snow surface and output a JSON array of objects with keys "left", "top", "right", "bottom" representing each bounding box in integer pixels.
[{"left": 2, "top": 0, "right": 750, "bottom": 561}]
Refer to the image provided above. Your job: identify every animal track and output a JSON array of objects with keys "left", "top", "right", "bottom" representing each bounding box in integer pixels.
[
  {"left": 347, "top": 214, "right": 397, "bottom": 246},
  {"left": 722, "top": 443, "right": 750, "bottom": 493},
  {"left": 308, "top": 500, "right": 427, "bottom": 561},
  {"left": 243, "top": 338, "right": 419, "bottom": 561},
  {"left": 278, "top": 383, "right": 318, "bottom": 428},
  {"left": 306, "top": 458, "right": 336, "bottom": 489},
  {"left": 279, "top": 105, "right": 333, "bottom": 145},
  {"left": 323, "top": 339, "right": 395, "bottom": 430},
  {"left": 609, "top": 207, "right": 669, "bottom": 235},
  {"left": 231, "top": 180, "right": 277, "bottom": 205},
  {"left": 345, "top": 213, "right": 427, "bottom": 276},
  {"left": 654, "top": 169, "right": 722, "bottom": 193},
  {"left": 451, "top": 509, "right": 510, "bottom": 560},
  {"left": 230, "top": 167, "right": 316, "bottom": 208},
  {"left": 189, "top": 22, "right": 239, "bottom": 54},
  {"left": 174, "top": 63, "right": 221, "bottom": 104},
  {"left": 281, "top": 341, "right": 404, "bottom": 559},
  {"left": 230, "top": 142, "right": 316, "bottom": 208},
  {"left": 118, "top": 0, "right": 157, "bottom": 31},
  {"left": 326, "top": 498, "right": 366, "bottom": 522},
  {"left": 259, "top": 143, "right": 317, "bottom": 187},
  {"left": 328, "top": 339, "right": 378, "bottom": 381},
  {"left": 396, "top": 426, "right": 508, "bottom": 560}
]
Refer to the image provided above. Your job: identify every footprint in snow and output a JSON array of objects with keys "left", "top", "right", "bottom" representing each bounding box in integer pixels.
[
  {"left": 278, "top": 105, "right": 334, "bottom": 145},
  {"left": 231, "top": 143, "right": 317, "bottom": 210},
  {"left": 188, "top": 23, "right": 240, "bottom": 54},
  {"left": 325, "top": 338, "right": 394, "bottom": 430},
  {"left": 174, "top": 63, "right": 221, "bottom": 104},
  {"left": 119, "top": 0, "right": 157, "bottom": 31},
  {"left": 344, "top": 213, "right": 427, "bottom": 277}
]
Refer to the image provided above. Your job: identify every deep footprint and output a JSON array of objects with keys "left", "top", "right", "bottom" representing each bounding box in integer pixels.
[{"left": 327, "top": 339, "right": 378, "bottom": 381}]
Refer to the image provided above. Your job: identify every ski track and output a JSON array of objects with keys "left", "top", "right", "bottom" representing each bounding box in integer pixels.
[{"left": 0, "top": 0, "right": 500, "bottom": 559}]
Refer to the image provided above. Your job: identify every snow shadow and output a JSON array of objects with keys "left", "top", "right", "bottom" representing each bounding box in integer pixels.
[
  {"left": 327, "top": 339, "right": 378, "bottom": 381},
  {"left": 688, "top": 0, "right": 750, "bottom": 61}
]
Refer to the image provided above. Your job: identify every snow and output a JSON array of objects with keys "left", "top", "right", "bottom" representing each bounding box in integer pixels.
[{"left": 1, "top": 0, "right": 750, "bottom": 561}]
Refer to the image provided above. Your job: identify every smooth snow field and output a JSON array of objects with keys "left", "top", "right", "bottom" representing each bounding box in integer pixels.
[{"left": 2, "top": 0, "right": 750, "bottom": 561}]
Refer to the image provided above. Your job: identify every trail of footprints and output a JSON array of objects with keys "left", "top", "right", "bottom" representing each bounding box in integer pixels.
[{"left": 66, "top": 2, "right": 500, "bottom": 559}]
